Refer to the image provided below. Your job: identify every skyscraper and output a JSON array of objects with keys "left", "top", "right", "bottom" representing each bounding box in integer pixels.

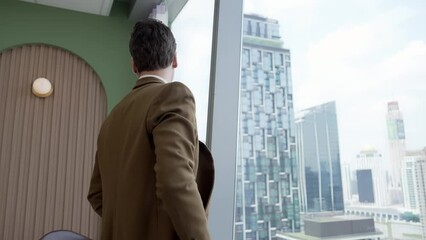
[
  {"left": 295, "top": 101, "right": 344, "bottom": 213},
  {"left": 352, "top": 148, "right": 388, "bottom": 207},
  {"left": 415, "top": 157, "right": 426, "bottom": 239},
  {"left": 234, "top": 14, "right": 300, "bottom": 240},
  {"left": 386, "top": 101, "right": 406, "bottom": 204},
  {"left": 402, "top": 150, "right": 426, "bottom": 209},
  {"left": 410, "top": 148, "right": 426, "bottom": 239}
]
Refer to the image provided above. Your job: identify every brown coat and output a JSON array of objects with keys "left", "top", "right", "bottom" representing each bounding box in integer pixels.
[{"left": 88, "top": 77, "right": 214, "bottom": 240}]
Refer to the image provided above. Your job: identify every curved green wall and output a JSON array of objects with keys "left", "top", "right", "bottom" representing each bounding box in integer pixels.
[{"left": 0, "top": 0, "right": 136, "bottom": 111}]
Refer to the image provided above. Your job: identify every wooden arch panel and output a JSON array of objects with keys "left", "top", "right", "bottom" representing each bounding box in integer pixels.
[{"left": 0, "top": 45, "right": 106, "bottom": 239}]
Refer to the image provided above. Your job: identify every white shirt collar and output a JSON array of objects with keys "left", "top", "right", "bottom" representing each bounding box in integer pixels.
[{"left": 138, "top": 74, "right": 168, "bottom": 83}]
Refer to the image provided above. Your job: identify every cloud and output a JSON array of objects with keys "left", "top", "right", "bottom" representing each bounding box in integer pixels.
[
  {"left": 336, "top": 39, "right": 426, "bottom": 163},
  {"left": 293, "top": 22, "right": 377, "bottom": 109},
  {"left": 293, "top": 5, "right": 421, "bottom": 109},
  {"left": 291, "top": 4, "right": 426, "bottom": 163},
  {"left": 245, "top": 0, "right": 317, "bottom": 12},
  {"left": 244, "top": 0, "right": 319, "bottom": 31},
  {"left": 377, "top": 40, "right": 426, "bottom": 87}
]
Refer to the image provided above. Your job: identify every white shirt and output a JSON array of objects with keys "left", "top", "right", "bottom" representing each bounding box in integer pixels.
[{"left": 138, "top": 74, "right": 168, "bottom": 83}]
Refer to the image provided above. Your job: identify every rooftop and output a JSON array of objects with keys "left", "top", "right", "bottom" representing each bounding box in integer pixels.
[{"left": 277, "top": 231, "right": 384, "bottom": 240}]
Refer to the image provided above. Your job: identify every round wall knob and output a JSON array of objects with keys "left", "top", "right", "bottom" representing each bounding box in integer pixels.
[{"left": 32, "top": 77, "right": 53, "bottom": 98}]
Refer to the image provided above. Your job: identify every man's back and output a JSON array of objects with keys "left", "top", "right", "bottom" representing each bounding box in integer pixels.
[{"left": 88, "top": 77, "right": 210, "bottom": 240}]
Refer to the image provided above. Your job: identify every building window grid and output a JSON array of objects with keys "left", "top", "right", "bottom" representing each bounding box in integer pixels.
[
  {"left": 255, "top": 21, "right": 261, "bottom": 37},
  {"left": 237, "top": 17, "right": 300, "bottom": 239}
]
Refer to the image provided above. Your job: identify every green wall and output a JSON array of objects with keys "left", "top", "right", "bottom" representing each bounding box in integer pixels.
[{"left": 0, "top": 0, "right": 136, "bottom": 111}]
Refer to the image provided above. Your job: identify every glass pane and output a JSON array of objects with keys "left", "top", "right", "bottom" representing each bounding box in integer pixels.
[
  {"left": 173, "top": 0, "right": 214, "bottom": 142},
  {"left": 236, "top": 0, "right": 426, "bottom": 239}
]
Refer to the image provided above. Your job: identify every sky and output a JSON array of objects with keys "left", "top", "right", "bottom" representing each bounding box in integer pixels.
[{"left": 172, "top": 0, "right": 426, "bottom": 165}]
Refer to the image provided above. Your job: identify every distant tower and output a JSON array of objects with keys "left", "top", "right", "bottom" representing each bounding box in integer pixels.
[
  {"left": 296, "top": 101, "right": 344, "bottom": 214},
  {"left": 352, "top": 148, "right": 389, "bottom": 207},
  {"left": 386, "top": 101, "right": 406, "bottom": 204}
]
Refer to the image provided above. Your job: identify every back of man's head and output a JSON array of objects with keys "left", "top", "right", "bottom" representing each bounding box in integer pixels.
[{"left": 129, "top": 19, "right": 176, "bottom": 73}]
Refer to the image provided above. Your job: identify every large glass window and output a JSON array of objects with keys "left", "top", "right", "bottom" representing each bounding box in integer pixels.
[
  {"left": 233, "top": 0, "right": 426, "bottom": 239},
  {"left": 173, "top": 0, "right": 214, "bottom": 143},
  {"left": 176, "top": 0, "right": 426, "bottom": 239}
]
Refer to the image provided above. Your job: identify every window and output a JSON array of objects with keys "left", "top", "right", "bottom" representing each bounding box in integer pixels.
[
  {"left": 263, "top": 52, "right": 273, "bottom": 71},
  {"left": 253, "top": 49, "right": 262, "bottom": 63},
  {"left": 242, "top": 48, "right": 251, "bottom": 69},
  {"left": 256, "top": 21, "right": 261, "bottom": 37},
  {"left": 274, "top": 52, "right": 284, "bottom": 66},
  {"left": 202, "top": 0, "right": 426, "bottom": 239}
]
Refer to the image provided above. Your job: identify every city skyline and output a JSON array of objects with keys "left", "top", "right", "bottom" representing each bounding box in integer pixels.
[
  {"left": 172, "top": 1, "right": 425, "bottom": 238},
  {"left": 174, "top": 1, "right": 425, "bottom": 238},
  {"left": 172, "top": 0, "right": 426, "bottom": 168}
]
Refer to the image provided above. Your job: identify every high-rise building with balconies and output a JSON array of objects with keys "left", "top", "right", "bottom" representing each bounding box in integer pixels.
[
  {"left": 402, "top": 150, "right": 426, "bottom": 209},
  {"left": 402, "top": 148, "right": 426, "bottom": 239},
  {"left": 234, "top": 14, "right": 300, "bottom": 240}
]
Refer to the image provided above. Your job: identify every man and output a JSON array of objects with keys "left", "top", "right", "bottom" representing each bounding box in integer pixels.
[{"left": 88, "top": 19, "right": 212, "bottom": 240}]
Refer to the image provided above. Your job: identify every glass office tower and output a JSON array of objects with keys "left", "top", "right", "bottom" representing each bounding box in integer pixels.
[
  {"left": 295, "top": 101, "right": 344, "bottom": 213},
  {"left": 234, "top": 14, "right": 300, "bottom": 240}
]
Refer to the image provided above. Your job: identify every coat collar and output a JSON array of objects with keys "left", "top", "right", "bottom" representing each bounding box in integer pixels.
[{"left": 133, "top": 76, "right": 164, "bottom": 90}]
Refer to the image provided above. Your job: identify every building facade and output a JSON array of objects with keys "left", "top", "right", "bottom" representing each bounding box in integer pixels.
[
  {"left": 402, "top": 151, "right": 426, "bottom": 210},
  {"left": 413, "top": 150, "right": 426, "bottom": 239},
  {"left": 386, "top": 101, "right": 406, "bottom": 204},
  {"left": 295, "top": 101, "right": 344, "bottom": 214},
  {"left": 234, "top": 14, "right": 300, "bottom": 240},
  {"left": 352, "top": 149, "right": 389, "bottom": 207}
]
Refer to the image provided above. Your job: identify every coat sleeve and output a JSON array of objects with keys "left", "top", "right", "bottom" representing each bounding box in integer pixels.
[
  {"left": 87, "top": 152, "right": 103, "bottom": 216},
  {"left": 146, "top": 82, "right": 211, "bottom": 240}
]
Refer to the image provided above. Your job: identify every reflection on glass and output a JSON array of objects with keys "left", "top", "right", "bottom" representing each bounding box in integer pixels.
[{"left": 296, "top": 102, "right": 344, "bottom": 213}]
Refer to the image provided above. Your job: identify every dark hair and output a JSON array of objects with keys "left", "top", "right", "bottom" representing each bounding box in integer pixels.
[{"left": 129, "top": 19, "right": 176, "bottom": 73}]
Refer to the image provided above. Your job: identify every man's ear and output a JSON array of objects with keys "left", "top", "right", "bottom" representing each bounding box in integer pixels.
[
  {"left": 172, "top": 55, "right": 178, "bottom": 68},
  {"left": 131, "top": 58, "right": 139, "bottom": 74}
]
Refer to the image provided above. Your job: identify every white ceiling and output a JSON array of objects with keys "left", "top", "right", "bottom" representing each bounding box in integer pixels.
[
  {"left": 19, "top": 0, "right": 188, "bottom": 23},
  {"left": 20, "top": 0, "right": 114, "bottom": 16}
]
